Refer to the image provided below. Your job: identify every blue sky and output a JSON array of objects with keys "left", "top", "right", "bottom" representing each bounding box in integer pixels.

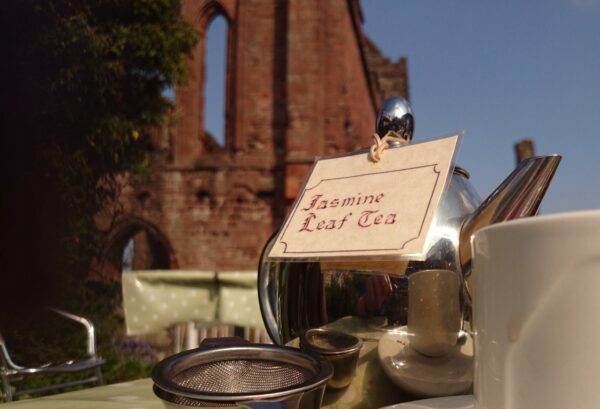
[
  {"left": 204, "top": 1, "right": 600, "bottom": 214},
  {"left": 204, "top": 15, "right": 228, "bottom": 144},
  {"left": 361, "top": 0, "right": 600, "bottom": 213}
]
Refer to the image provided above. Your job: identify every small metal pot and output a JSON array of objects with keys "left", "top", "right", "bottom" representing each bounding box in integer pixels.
[
  {"left": 300, "top": 329, "right": 362, "bottom": 390},
  {"left": 152, "top": 338, "right": 333, "bottom": 409}
]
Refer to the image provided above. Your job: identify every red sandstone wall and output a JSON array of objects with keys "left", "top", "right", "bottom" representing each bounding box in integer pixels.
[
  {"left": 103, "top": 0, "right": 408, "bottom": 275},
  {"left": 284, "top": 0, "right": 379, "bottom": 199}
]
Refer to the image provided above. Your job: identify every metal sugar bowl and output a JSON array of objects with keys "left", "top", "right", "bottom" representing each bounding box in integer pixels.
[{"left": 257, "top": 97, "right": 561, "bottom": 400}]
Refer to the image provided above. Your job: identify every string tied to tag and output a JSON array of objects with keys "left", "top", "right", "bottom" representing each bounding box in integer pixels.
[{"left": 369, "top": 131, "right": 409, "bottom": 162}]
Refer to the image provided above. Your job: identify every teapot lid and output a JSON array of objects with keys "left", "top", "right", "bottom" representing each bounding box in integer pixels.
[{"left": 375, "top": 96, "right": 414, "bottom": 143}]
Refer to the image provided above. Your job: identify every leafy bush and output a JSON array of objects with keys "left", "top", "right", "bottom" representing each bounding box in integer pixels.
[
  {"left": 1, "top": 0, "right": 197, "bottom": 315},
  {"left": 1, "top": 281, "right": 157, "bottom": 401},
  {"left": 1, "top": 1, "right": 197, "bottom": 399}
]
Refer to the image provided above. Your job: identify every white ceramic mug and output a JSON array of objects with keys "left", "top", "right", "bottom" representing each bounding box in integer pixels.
[{"left": 471, "top": 210, "right": 600, "bottom": 409}]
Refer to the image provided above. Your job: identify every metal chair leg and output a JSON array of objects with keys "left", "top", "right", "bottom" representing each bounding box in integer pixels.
[
  {"left": 95, "top": 366, "right": 103, "bottom": 386},
  {"left": 1, "top": 373, "right": 13, "bottom": 402}
]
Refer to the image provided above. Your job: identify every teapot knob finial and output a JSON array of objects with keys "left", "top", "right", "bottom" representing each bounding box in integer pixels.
[{"left": 375, "top": 96, "right": 414, "bottom": 144}]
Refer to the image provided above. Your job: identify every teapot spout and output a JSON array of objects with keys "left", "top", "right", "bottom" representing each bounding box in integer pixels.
[{"left": 459, "top": 155, "right": 561, "bottom": 272}]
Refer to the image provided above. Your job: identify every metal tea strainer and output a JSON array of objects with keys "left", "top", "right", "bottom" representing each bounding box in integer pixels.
[
  {"left": 300, "top": 329, "right": 362, "bottom": 390},
  {"left": 152, "top": 339, "right": 333, "bottom": 409}
]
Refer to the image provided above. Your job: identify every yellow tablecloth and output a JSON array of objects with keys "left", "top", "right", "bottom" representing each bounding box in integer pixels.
[
  {"left": 122, "top": 270, "right": 263, "bottom": 335},
  {"left": 3, "top": 379, "right": 161, "bottom": 409},
  {"left": 3, "top": 374, "right": 406, "bottom": 409}
]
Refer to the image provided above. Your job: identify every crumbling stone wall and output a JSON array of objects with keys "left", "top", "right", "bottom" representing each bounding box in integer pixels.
[{"left": 99, "top": 0, "right": 409, "bottom": 278}]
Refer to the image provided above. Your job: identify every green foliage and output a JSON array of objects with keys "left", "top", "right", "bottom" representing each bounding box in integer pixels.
[
  {"left": 35, "top": 0, "right": 197, "bottom": 245},
  {"left": 64, "top": 282, "right": 157, "bottom": 385},
  {"left": 1, "top": 282, "right": 155, "bottom": 401},
  {"left": 0, "top": 1, "right": 196, "bottom": 397},
  {"left": 1, "top": 0, "right": 197, "bottom": 308}
]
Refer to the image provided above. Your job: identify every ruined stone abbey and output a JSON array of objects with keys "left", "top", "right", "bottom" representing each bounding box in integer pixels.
[{"left": 98, "top": 0, "right": 408, "bottom": 278}]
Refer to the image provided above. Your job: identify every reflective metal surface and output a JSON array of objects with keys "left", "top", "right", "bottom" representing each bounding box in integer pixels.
[
  {"left": 459, "top": 154, "right": 562, "bottom": 276},
  {"left": 256, "top": 96, "right": 561, "bottom": 398},
  {"left": 258, "top": 154, "right": 560, "bottom": 345},
  {"left": 300, "top": 329, "right": 362, "bottom": 390},
  {"left": 152, "top": 343, "right": 332, "bottom": 409},
  {"left": 258, "top": 169, "right": 480, "bottom": 346},
  {"left": 375, "top": 96, "right": 414, "bottom": 143}
]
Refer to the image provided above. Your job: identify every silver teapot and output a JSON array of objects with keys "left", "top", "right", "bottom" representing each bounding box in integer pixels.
[{"left": 257, "top": 97, "right": 560, "bottom": 398}]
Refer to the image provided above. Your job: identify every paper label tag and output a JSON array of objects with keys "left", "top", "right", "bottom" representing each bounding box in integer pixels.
[{"left": 268, "top": 135, "right": 460, "bottom": 260}]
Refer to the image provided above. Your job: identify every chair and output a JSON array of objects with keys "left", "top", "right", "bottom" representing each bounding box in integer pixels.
[{"left": 0, "top": 308, "right": 105, "bottom": 402}]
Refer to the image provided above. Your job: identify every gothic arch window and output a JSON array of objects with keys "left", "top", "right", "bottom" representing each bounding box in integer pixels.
[
  {"left": 162, "top": 85, "right": 176, "bottom": 103},
  {"left": 98, "top": 217, "right": 177, "bottom": 281},
  {"left": 173, "top": 1, "right": 234, "bottom": 163},
  {"left": 203, "top": 14, "right": 229, "bottom": 148}
]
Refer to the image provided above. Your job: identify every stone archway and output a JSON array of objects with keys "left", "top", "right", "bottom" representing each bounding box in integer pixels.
[{"left": 93, "top": 216, "right": 178, "bottom": 282}]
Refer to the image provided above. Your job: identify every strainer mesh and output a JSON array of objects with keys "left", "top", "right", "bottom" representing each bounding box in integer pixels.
[{"left": 172, "top": 359, "right": 314, "bottom": 393}]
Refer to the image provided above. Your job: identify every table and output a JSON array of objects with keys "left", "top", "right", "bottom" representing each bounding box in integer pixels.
[
  {"left": 3, "top": 372, "right": 401, "bottom": 409},
  {"left": 3, "top": 317, "right": 407, "bottom": 409},
  {"left": 4, "top": 279, "right": 408, "bottom": 408},
  {"left": 3, "top": 379, "right": 161, "bottom": 409}
]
